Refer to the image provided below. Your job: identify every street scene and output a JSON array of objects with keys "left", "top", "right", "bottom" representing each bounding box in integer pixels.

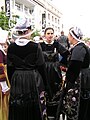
[{"left": 0, "top": 0, "right": 90, "bottom": 120}]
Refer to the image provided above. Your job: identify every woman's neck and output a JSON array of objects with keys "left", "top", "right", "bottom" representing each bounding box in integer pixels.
[{"left": 73, "top": 41, "right": 78, "bottom": 46}]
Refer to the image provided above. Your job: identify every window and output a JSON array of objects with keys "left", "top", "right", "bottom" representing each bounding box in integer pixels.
[
  {"left": 15, "top": 3, "right": 23, "bottom": 11},
  {"left": 52, "top": 24, "right": 54, "bottom": 28},
  {"left": 24, "top": 6, "right": 28, "bottom": 14},
  {"left": 55, "top": 18, "right": 57, "bottom": 23},
  {"left": 29, "top": 9, "right": 34, "bottom": 14},
  {"left": 48, "top": 13, "right": 50, "bottom": 20},
  {"left": 48, "top": 22, "right": 50, "bottom": 26},
  {"left": 58, "top": 19, "right": 60, "bottom": 24},
  {"left": 52, "top": 16, "right": 54, "bottom": 22}
]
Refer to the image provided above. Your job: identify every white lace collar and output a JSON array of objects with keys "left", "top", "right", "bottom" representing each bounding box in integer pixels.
[
  {"left": 15, "top": 38, "right": 31, "bottom": 46},
  {"left": 44, "top": 40, "right": 54, "bottom": 45},
  {"left": 73, "top": 41, "right": 83, "bottom": 48},
  {"left": 0, "top": 44, "right": 6, "bottom": 55}
]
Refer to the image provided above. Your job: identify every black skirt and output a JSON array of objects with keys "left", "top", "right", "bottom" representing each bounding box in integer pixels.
[
  {"left": 45, "top": 62, "right": 62, "bottom": 118},
  {"left": 8, "top": 70, "right": 45, "bottom": 120}
]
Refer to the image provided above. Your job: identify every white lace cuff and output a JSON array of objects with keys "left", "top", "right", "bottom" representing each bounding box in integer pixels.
[{"left": 0, "top": 81, "right": 10, "bottom": 93}]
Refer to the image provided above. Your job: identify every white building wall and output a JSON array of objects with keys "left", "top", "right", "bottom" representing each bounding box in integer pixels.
[
  {"left": 0, "top": 0, "right": 5, "bottom": 11},
  {"left": 1, "top": 0, "right": 62, "bottom": 35},
  {"left": 34, "top": 5, "right": 45, "bottom": 30}
]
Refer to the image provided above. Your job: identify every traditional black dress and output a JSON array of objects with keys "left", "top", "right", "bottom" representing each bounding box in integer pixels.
[
  {"left": 7, "top": 39, "right": 49, "bottom": 120},
  {"left": 40, "top": 40, "right": 69, "bottom": 118},
  {"left": 62, "top": 42, "right": 90, "bottom": 120}
]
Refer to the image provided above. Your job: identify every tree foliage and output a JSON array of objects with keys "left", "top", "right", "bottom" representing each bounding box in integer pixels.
[
  {"left": 83, "top": 37, "right": 90, "bottom": 41},
  {"left": 0, "top": 11, "right": 19, "bottom": 31},
  {"left": 31, "top": 30, "right": 41, "bottom": 39},
  {"left": 0, "top": 11, "right": 9, "bottom": 30}
]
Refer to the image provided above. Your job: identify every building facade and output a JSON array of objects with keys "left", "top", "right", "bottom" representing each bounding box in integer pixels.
[
  {"left": 1, "top": 0, "right": 63, "bottom": 35},
  {"left": 0, "top": 0, "right": 5, "bottom": 11}
]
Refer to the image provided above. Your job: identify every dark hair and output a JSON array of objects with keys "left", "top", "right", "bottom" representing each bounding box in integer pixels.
[
  {"left": 17, "top": 31, "right": 25, "bottom": 35},
  {"left": 44, "top": 27, "right": 54, "bottom": 34},
  {"left": 17, "top": 26, "right": 32, "bottom": 35},
  {"left": 27, "top": 26, "right": 31, "bottom": 30},
  {"left": 61, "top": 31, "right": 64, "bottom": 34}
]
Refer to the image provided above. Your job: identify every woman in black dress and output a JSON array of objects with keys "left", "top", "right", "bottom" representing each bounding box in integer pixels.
[
  {"left": 7, "top": 17, "right": 50, "bottom": 120},
  {"left": 63, "top": 26, "right": 90, "bottom": 120},
  {"left": 40, "top": 27, "right": 70, "bottom": 119}
]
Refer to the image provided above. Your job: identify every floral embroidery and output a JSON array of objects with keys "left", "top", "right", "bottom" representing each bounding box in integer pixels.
[{"left": 63, "top": 79, "right": 81, "bottom": 120}]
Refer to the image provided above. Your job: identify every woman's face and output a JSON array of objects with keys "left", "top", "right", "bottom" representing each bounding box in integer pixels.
[
  {"left": 44, "top": 29, "right": 54, "bottom": 43},
  {"left": 68, "top": 33, "right": 73, "bottom": 44},
  {"left": 2, "top": 42, "right": 9, "bottom": 53}
]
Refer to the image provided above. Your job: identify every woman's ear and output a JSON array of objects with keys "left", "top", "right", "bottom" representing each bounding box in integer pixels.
[{"left": 25, "top": 30, "right": 29, "bottom": 35}]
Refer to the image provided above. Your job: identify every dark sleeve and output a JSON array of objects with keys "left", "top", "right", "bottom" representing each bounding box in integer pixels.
[
  {"left": 66, "top": 46, "right": 86, "bottom": 83},
  {"left": 36, "top": 44, "right": 45, "bottom": 66},
  {"left": 66, "top": 45, "right": 87, "bottom": 89},
  {"left": 36, "top": 44, "right": 52, "bottom": 98},
  {"left": 66, "top": 60, "right": 82, "bottom": 83},
  {"left": 66, "top": 38, "right": 70, "bottom": 49},
  {"left": 58, "top": 42, "right": 67, "bottom": 54},
  {"left": 36, "top": 45, "right": 47, "bottom": 86},
  {"left": 71, "top": 45, "right": 86, "bottom": 61},
  {"left": 60, "top": 49, "right": 70, "bottom": 66},
  {"left": 7, "top": 46, "right": 15, "bottom": 84},
  {"left": 57, "top": 42, "right": 70, "bottom": 66}
]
